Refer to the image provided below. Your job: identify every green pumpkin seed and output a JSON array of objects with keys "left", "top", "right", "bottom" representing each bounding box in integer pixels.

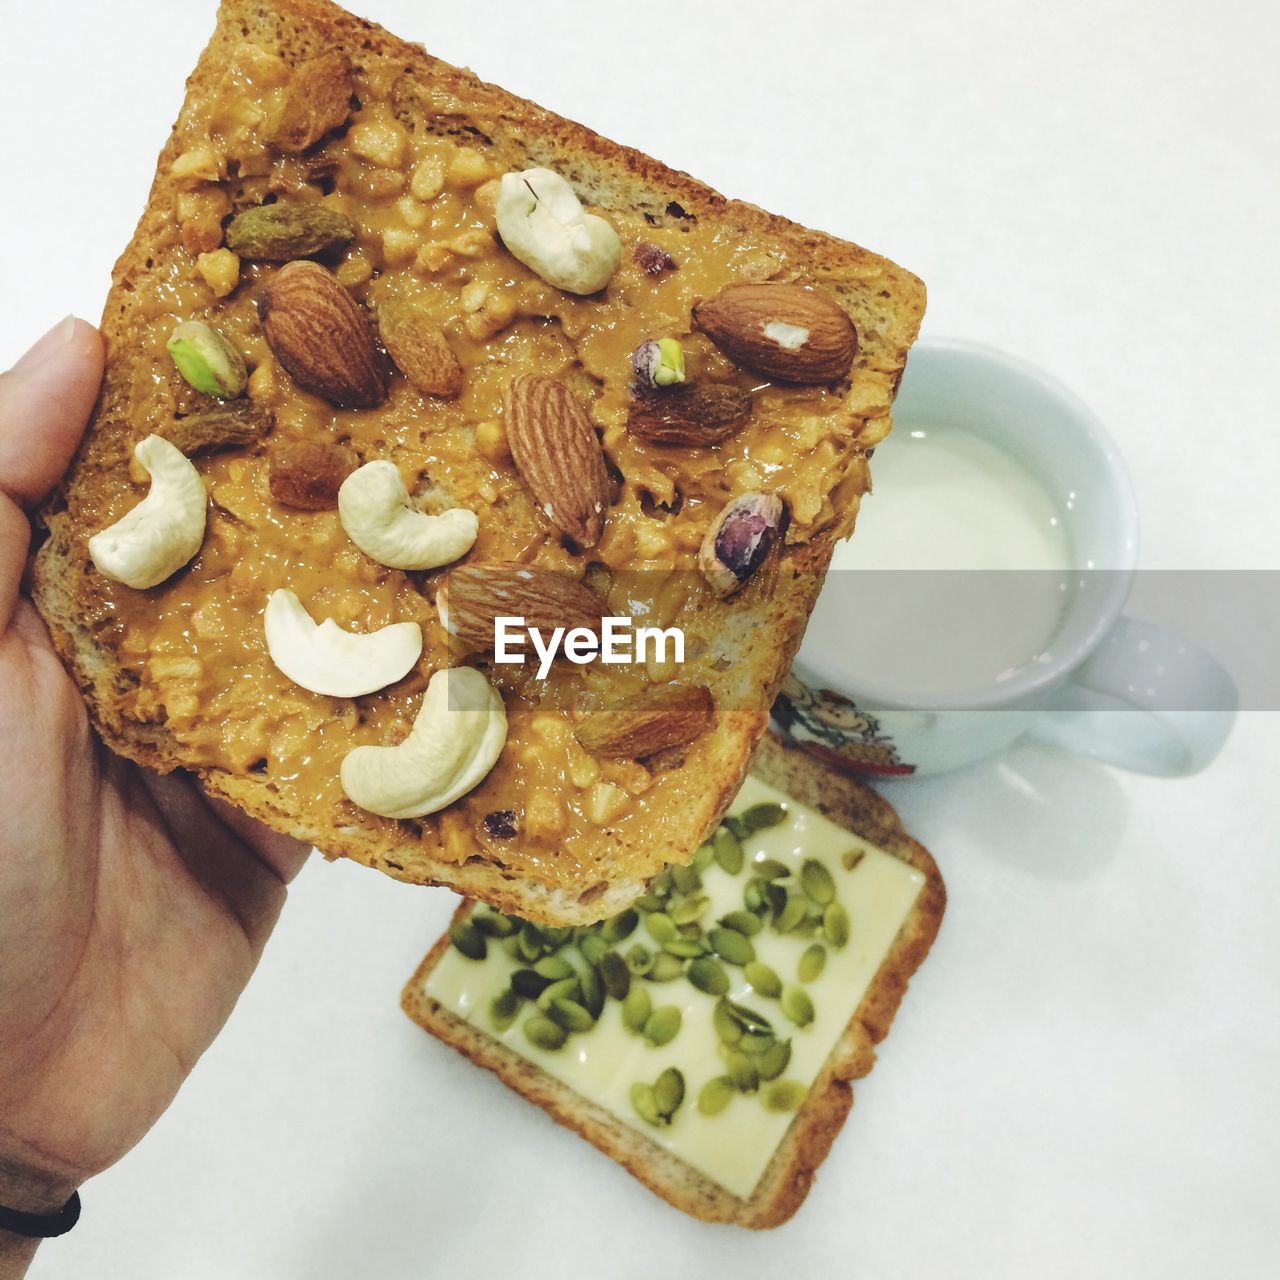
[
  {"left": 578, "top": 966, "right": 605, "bottom": 1018},
  {"left": 448, "top": 919, "right": 487, "bottom": 960},
  {"left": 687, "top": 956, "right": 730, "bottom": 996},
  {"left": 602, "top": 908, "right": 639, "bottom": 943},
  {"left": 800, "top": 858, "right": 836, "bottom": 905},
  {"left": 753, "top": 858, "right": 792, "bottom": 881},
  {"left": 634, "top": 891, "right": 665, "bottom": 913},
  {"left": 523, "top": 1015, "right": 568, "bottom": 1051},
  {"left": 724, "top": 998, "right": 774, "bottom": 1033},
  {"left": 713, "top": 1000, "right": 744, "bottom": 1045},
  {"left": 653, "top": 1066, "right": 686, "bottom": 1117},
  {"left": 709, "top": 926, "right": 755, "bottom": 966},
  {"left": 721, "top": 814, "right": 747, "bottom": 840},
  {"left": 547, "top": 997, "right": 595, "bottom": 1033},
  {"left": 713, "top": 827, "right": 744, "bottom": 875},
  {"left": 488, "top": 987, "right": 521, "bottom": 1033},
  {"left": 726, "top": 1050, "right": 759, "bottom": 1093},
  {"left": 743, "top": 961, "right": 782, "bottom": 998},
  {"left": 841, "top": 849, "right": 866, "bottom": 872},
  {"left": 533, "top": 955, "right": 574, "bottom": 981},
  {"left": 738, "top": 802, "right": 788, "bottom": 834},
  {"left": 798, "top": 944, "right": 827, "bottom": 983},
  {"left": 510, "top": 968, "right": 552, "bottom": 999},
  {"left": 662, "top": 937, "right": 706, "bottom": 959},
  {"left": 625, "top": 944, "right": 653, "bottom": 976},
  {"left": 536, "top": 976, "right": 581, "bottom": 1012},
  {"left": 823, "top": 902, "right": 851, "bottom": 948},
  {"left": 782, "top": 987, "right": 815, "bottom": 1027},
  {"left": 775, "top": 895, "right": 808, "bottom": 934},
  {"left": 473, "top": 911, "right": 518, "bottom": 938},
  {"left": 645, "top": 912, "right": 678, "bottom": 944},
  {"left": 621, "top": 985, "right": 652, "bottom": 1033},
  {"left": 669, "top": 894, "right": 709, "bottom": 925},
  {"left": 577, "top": 932, "right": 608, "bottom": 967},
  {"left": 743, "top": 879, "right": 766, "bottom": 912},
  {"left": 692, "top": 841, "right": 716, "bottom": 872},
  {"left": 758, "top": 1038, "right": 792, "bottom": 1081},
  {"left": 764, "top": 882, "right": 788, "bottom": 917},
  {"left": 544, "top": 925, "right": 573, "bottom": 948},
  {"left": 643, "top": 1006, "right": 682, "bottom": 1046},
  {"left": 739, "top": 1031, "right": 774, "bottom": 1057},
  {"left": 647, "top": 952, "right": 686, "bottom": 983},
  {"left": 651, "top": 870, "right": 674, "bottom": 897},
  {"left": 763, "top": 1080, "right": 808, "bottom": 1112},
  {"left": 501, "top": 934, "right": 522, "bottom": 959},
  {"left": 599, "top": 950, "right": 631, "bottom": 1000},
  {"left": 698, "top": 1076, "right": 736, "bottom": 1116},
  {"left": 630, "top": 1081, "right": 663, "bottom": 1127},
  {"left": 720, "top": 909, "right": 763, "bottom": 937},
  {"left": 517, "top": 924, "right": 545, "bottom": 962},
  {"left": 670, "top": 864, "right": 702, "bottom": 894}
]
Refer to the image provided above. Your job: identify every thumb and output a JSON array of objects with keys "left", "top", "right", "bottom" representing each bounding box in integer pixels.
[{"left": 0, "top": 317, "right": 104, "bottom": 630}]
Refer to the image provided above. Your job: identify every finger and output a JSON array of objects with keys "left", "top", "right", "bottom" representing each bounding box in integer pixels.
[
  {"left": 0, "top": 317, "right": 103, "bottom": 505},
  {"left": 135, "top": 768, "right": 293, "bottom": 959},
  {"left": 0, "top": 318, "right": 104, "bottom": 631},
  {"left": 203, "top": 794, "right": 312, "bottom": 885}
]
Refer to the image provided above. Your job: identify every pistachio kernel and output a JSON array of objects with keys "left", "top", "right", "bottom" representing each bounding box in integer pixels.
[
  {"left": 167, "top": 321, "right": 247, "bottom": 399},
  {"left": 630, "top": 337, "right": 686, "bottom": 389}
]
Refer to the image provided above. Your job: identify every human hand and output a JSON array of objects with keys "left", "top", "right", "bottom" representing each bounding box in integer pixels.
[{"left": 0, "top": 319, "right": 310, "bottom": 1275}]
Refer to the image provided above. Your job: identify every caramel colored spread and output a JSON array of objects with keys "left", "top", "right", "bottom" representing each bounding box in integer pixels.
[{"left": 82, "top": 43, "right": 886, "bottom": 891}]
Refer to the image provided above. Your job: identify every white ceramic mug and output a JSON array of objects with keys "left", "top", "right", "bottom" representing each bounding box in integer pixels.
[{"left": 775, "top": 341, "right": 1237, "bottom": 778}]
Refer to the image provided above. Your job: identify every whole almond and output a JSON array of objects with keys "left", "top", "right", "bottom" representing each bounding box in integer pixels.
[
  {"left": 268, "top": 439, "right": 356, "bottom": 510},
  {"left": 504, "top": 375, "right": 610, "bottom": 547},
  {"left": 438, "top": 562, "right": 607, "bottom": 651},
  {"left": 627, "top": 383, "right": 752, "bottom": 447},
  {"left": 575, "top": 685, "right": 715, "bottom": 759},
  {"left": 378, "top": 298, "right": 463, "bottom": 398},
  {"left": 693, "top": 282, "right": 857, "bottom": 384},
  {"left": 257, "top": 261, "right": 386, "bottom": 408}
]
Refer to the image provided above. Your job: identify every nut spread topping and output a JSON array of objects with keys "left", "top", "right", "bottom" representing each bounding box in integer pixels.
[{"left": 81, "top": 39, "right": 896, "bottom": 888}]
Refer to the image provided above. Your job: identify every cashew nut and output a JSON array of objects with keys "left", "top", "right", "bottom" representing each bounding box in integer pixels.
[
  {"left": 337, "top": 461, "right": 478, "bottom": 570},
  {"left": 88, "top": 435, "right": 208, "bottom": 589},
  {"left": 340, "top": 666, "right": 507, "bottom": 819},
  {"left": 495, "top": 167, "right": 621, "bottom": 295},
  {"left": 263, "top": 589, "right": 423, "bottom": 697}
]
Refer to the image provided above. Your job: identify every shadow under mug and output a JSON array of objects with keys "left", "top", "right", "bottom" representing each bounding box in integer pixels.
[{"left": 776, "top": 340, "right": 1237, "bottom": 779}]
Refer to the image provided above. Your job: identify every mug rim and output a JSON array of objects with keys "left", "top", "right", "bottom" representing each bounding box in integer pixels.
[{"left": 796, "top": 338, "right": 1141, "bottom": 713}]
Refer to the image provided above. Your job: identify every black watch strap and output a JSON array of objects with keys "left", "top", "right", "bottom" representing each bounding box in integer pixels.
[{"left": 0, "top": 1190, "right": 81, "bottom": 1239}]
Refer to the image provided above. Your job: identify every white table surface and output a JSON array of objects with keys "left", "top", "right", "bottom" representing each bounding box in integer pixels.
[{"left": 4, "top": 1, "right": 1278, "bottom": 1276}]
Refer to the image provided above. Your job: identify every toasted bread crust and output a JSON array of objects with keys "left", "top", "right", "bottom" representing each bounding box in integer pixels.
[
  {"left": 402, "top": 733, "right": 946, "bottom": 1227},
  {"left": 33, "top": 0, "right": 925, "bottom": 923}
]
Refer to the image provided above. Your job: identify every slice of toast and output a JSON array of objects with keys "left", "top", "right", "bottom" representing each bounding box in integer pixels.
[
  {"left": 33, "top": 0, "right": 925, "bottom": 923},
  {"left": 402, "top": 733, "right": 946, "bottom": 1228}
]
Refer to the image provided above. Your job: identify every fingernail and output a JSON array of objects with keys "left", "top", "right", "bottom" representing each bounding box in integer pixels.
[{"left": 13, "top": 315, "right": 79, "bottom": 372}]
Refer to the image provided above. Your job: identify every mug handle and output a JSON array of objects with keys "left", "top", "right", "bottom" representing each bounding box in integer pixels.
[{"left": 1026, "top": 614, "right": 1237, "bottom": 776}]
